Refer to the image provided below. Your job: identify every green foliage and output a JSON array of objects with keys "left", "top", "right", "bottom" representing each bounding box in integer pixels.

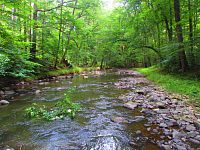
[
  {"left": 0, "top": 0, "right": 199, "bottom": 78},
  {"left": 0, "top": 54, "right": 10, "bottom": 76},
  {"left": 46, "top": 67, "right": 97, "bottom": 76},
  {"left": 25, "top": 89, "right": 80, "bottom": 121}
]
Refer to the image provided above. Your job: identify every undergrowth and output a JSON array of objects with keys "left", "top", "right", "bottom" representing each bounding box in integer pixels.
[{"left": 25, "top": 88, "right": 80, "bottom": 121}]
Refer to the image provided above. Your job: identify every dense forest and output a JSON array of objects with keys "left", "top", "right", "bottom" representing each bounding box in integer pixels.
[
  {"left": 1, "top": 1, "right": 200, "bottom": 149},
  {"left": 0, "top": 0, "right": 199, "bottom": 79}
]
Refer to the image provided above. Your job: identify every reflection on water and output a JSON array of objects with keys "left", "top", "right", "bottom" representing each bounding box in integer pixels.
[{"left": 0, "top": 72, "right": 160, "bottom": 150}]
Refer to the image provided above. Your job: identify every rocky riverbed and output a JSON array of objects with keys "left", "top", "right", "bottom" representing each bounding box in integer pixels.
[
  {"left": 114, "top": 70, "right": 200, "bottom": 150},
  {"left": 0, "top": 70, "right": 105, "bottom": 102}
]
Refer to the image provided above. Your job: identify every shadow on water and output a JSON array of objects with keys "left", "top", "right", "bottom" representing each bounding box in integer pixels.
[{"left": 0, "top": 72, "right": 160, "bottom": 150}]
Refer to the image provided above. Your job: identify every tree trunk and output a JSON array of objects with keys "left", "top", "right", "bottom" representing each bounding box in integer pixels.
[
  {"left": 54, "top": 0, "right": 63, "bottom": 68},
  {"left": 30, "top": 1, "right": 37, "bottom": 60},
  {"left": 169, "top": 0, "right": 173, "bottom": 41},
  {"left": 173, "top": 0, "right": 188, "bottom": 72},
  {"left": 188, "top": 0, "right": 195, "bottom": 67},
  {"left": 60, "top": 0, "right": 78, "bottom": 64}
]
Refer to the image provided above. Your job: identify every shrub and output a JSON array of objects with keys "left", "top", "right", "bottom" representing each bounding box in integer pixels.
[{"left": 25, "top": 89, "right": 80, "bottom": 121}]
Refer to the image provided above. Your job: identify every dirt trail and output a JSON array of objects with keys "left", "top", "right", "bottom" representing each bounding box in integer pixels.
[{"left": 115, "top": 70, "right": 200, "bottom": 150}]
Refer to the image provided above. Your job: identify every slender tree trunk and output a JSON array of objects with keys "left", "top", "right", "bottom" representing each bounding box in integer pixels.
[
  {"left": 30, "top": 1, "right": 37, "bottom": 60},
  {"left": 29, "top": 2, "right": 32, "bottom": 55},
  {"left": 188, "top": 0, "right": 195, "bottom": 67},
  {"left": 163, "top": 16, "right": 172, "bottom": 42},
  {"left": 100, "top": 58, "right": 104, "bottom": 69},
  {"left": 41, "top": 12, "right": 45, "bottom": 59},
  {"left": 174, "top": 0, "right": 188, "bottom": 72},
  {"left": 162, "top": 0, "right": 172, "bottom": 41},
  {"left": 169, "top": 0, "right": 173, "bottom": 41},
  {"left": 61, "top": 0, "right": 78, "bottom": 64},
  {"left": 54, "top": 0, "right": 63, "bottom": 68}
]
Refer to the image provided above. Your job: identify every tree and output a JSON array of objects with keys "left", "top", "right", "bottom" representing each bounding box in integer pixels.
[{"left": 174, "top": 0, "right": 188, "bottom": 72}]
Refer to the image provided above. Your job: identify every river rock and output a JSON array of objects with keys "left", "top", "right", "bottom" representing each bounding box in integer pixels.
[
  {"left": 161, "top": 144, "right": 171, "bottom": 150},
  {"left": 1, "top": 145, "right": 14, "bottom": 150},
  {"left": 16, "top": 89, "right": 29, "bottom": 94},
  {"left": 189, "top": 138, "right": 200, "bottom": 144},
  {"left": 134, "top": 116, "right": 145, "bottom": 122},
  {"left": 194, "top": 122, "right": 200, "bottom": 130},
  {"left": 0, "top": 100, "right": 9, "bottom": 105},
  {"left": 39, "top": 82, "right": 49, "bottom": 85},
  {"left": 159, "top": 123, "right": 168, "bottom": 128},
  {"left": 172, "top": 130, "right": 185, "bottom": 139},
  {"left": 141, "top": 109, "right": 155, "bottom": 117},
  {"left": 111, "top": 117, "right": 128, "bottom": 123},
  {"left": 83, "top": 75, "right": 89, "bottom": 79},
  {"left": 57, "top": 76, "right": 67, "bottom": 79},
  {"left": 166, "top": 119, "right": 179, "bottom": 127},
  {"left": 35, "top": 90, "right": 41, "bottom": 94},
  {"left": 185, "top": 124, "right": 196, "bottom": 131},
  {"left": 156, "top": 102, "right": 166, "bottom": 109},
  {"left": 136, "top": 90, "right": 146, "bottom": 95},
  {"left": 0, "top": 90, "right": 4, "bottom": 95},
  {"left": 124, "top": 101, "right": 138, "bottom": 110},
  {"left": 187, "top": 131, "right": 198, "bottom": 138},
  {"left": 135, "top": 130, "right": 141, "bottom": 134},
  {"left": 175, "top": 145, "right": 187, "bottom": 150},
  {"left": 4, "top": 90, "right": 15, "bottom": 95},
  {"left": 129, "top": 141, "right": 136, "bottom": 146},
  {"left": 195, "top": 135, "right": 200, "bottom": 141}
]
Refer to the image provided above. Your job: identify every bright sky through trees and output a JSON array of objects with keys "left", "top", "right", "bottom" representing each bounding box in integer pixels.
[{"left": 102, "top": 0, "right": 116, "bottom": 11}]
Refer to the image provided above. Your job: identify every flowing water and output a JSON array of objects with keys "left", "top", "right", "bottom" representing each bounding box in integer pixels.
[{"left": 0, "top": 72, "right": 160, "bottom": 150}]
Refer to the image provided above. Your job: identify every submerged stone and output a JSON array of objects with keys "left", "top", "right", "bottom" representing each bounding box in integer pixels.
[
  {"left": 111, "top": 116, "right": 128, "bottom": 123},
  {"left": 124, "top": 101, "right": 138, "bottom": 110},
  {"left": 0, "top": 100, "right": 9, "bottom": 105}
]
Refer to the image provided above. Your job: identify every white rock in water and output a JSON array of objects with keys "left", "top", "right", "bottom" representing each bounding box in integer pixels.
[
  {"left": 0, "top": 100, "right": 10, "bottom": 105},
  {"left": 83, "top": 75, "right": 88, "bottom": 79},
  {"left": 35, "top": 90, "right": 41, "bottom": 94}
]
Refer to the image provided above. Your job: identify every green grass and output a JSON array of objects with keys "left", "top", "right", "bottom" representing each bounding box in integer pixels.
[{"left": 136, "top": 67, "right": 200, "bottom": 107}]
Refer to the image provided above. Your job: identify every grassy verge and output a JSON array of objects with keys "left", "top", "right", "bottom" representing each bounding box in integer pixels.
[{"left": 136, "top": 67, "right": 200, "bottom": 107}]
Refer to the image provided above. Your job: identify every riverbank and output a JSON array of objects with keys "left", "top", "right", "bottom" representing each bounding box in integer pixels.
[
  {"left": 115, "top": 70, "right": 200, "bottom": 149},
  {"left": 0, "top": 67, "right": 100, "bottom": 101},
  {"left": 136, "top": 67, "right": 200, "bottom": 110}
]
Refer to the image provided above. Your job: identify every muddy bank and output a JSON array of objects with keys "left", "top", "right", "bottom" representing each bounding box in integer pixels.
[{"left": 115, "top": 70, "right": 200, "bottom": 150}]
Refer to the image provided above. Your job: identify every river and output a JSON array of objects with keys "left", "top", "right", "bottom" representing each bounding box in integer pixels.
[{"left": 0, "top": 71, "right": 160, "bottom": 150}]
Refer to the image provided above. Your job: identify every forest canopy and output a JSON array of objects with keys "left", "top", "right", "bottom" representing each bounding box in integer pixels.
[{"left": 0, "top": 0, "right": 199, "bottom": 78}]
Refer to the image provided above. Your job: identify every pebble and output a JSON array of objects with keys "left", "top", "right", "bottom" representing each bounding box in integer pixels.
[
  {"left": 4, "top": 90, "right": 15, "bottom": 95},
  {"left": 111, "top": 117, "right": 128, "bottom": 123},
  {"left": 135, "top": 130, "right": 141, "bottom": 134},
  {"left": 0, "top": 100, "right": 9, "bottom": 105},
  {"left": 35, "top": 90, "right": 41, "bottom": 94},
  {"left": 124, "top": 101, "right": 138, "bottom": 110},
  {"left": 185, "top": 124, "right": 196, "bottom": 131},
  {"left": 189, "top": 138, "right": 200, "bottom": 144},
  {"left": 159, "top": 123, "right": 167, "bottom": 128},
  {"left": 161, "top": 144, "right": 171, "bottom": 150}
]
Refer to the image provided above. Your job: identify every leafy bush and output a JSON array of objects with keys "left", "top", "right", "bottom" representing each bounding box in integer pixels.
[
  {"left": 0, "top": 54, "right": 10, "bottom": 76},
  {"left": 25, "top": 89, "right": 80, "bottom": 121},
  {"left": 8, "top": 59, "right": 42, "bottom": 78}
]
